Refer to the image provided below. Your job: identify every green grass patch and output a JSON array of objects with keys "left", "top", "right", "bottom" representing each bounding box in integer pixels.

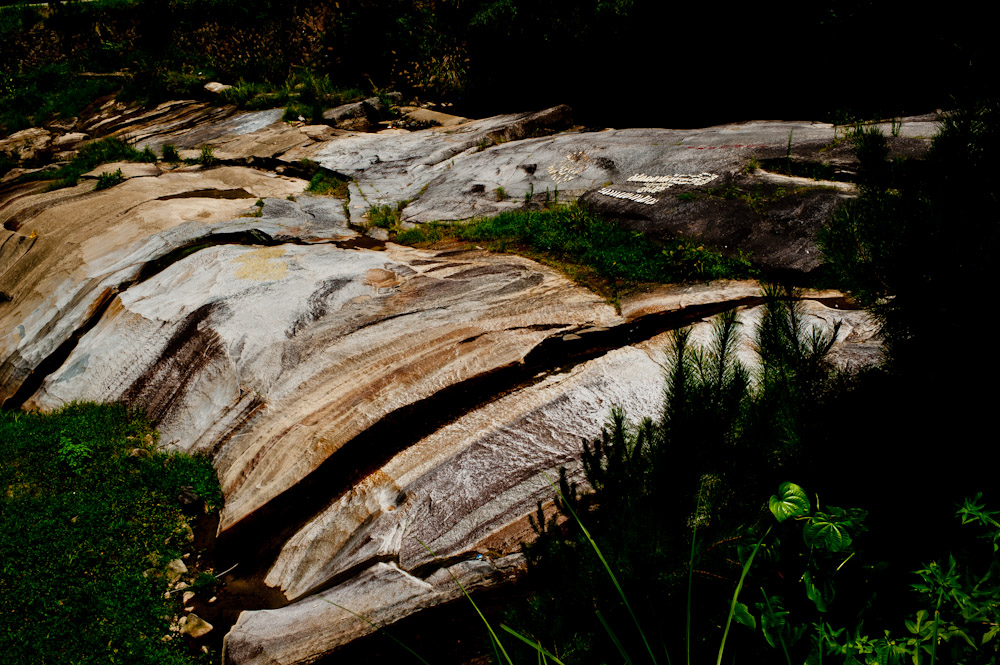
[
  {"left": 15, "top": 136, "right": 154, "bottom": 191},
  {"left": 0, "top": 402, "right": 221, "bottom": 664},
  {"left": 365, "top": 200, "right": 409, "bottom": 230},
  {"left": 395, "top": 205, "right": 756, "bottom": 298},
  {"left": 306, "top": 170, "right": 349, "bottom": 197},
  {"left": 220, "top": 70, "right": 365, "bottom": 122}
]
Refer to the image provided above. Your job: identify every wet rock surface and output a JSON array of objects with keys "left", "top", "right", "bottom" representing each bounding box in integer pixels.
[{"left": 0, "top": 100, "right": 904, "bottom": 664}]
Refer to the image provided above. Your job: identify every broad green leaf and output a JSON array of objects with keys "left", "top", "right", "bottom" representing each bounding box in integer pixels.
[
  {"left": 757, "top": 595, "right": 788, "bottom": 649},
  {"left": 802, "top": 570, "right": 832, "bottom": 612},
  {"left": 769, "top": 482, "right": 810, "bottom": 522},
  {"left": 803, "top": 518, "right": 853, "bottom": 552},
  {"left": 733, "top": 601, "right": 756, "bottom": 631}
]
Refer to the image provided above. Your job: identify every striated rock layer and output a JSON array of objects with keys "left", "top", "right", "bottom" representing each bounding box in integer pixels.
[
  {"left": 30, "top": 241, "right": 618, "bottom": 530},
  {"left": 0, "top": 100, "right": 894, "bottom": 665}
]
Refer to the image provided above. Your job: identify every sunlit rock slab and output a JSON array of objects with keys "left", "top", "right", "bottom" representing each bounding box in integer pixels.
[
  {"left": 0, "top": 168, "right": 308, "bottom": 405},
  {"left": 224, "top": 556, "right": 525, "bottom": 665},
  {"left": 264, "top": 337, "right": 669, "bottom": 600},
  {"left": 282, "top": 106, "right": 573, "bottom": 211},
  {"left": 27, "top": 242, "right": 619, "bottom": 531},
  {"left": 263, "top": 295, "right": 878, "bottom": 601}
]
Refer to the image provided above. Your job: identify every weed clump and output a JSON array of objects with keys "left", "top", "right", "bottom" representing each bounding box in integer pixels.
[
  {"left": 306, "top": 170, "right": 349, "bottom": 197},
  {"left": 197, "top": 145, "right": 218, "bottom": 167},
  {"left": 161, "top": 143, "right": 180, "bottom": 162},
  {"left": 94, "top": 167, "right": 124, "bottom": 190},
  {"left": 365, "top": 200, "right": 409, "bottom": 230}
]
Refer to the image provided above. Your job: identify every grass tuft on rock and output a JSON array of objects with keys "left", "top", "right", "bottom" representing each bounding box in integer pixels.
[
  {"left": 0, "top": 402, "right": 221, "bottom": 665},
  {"left": 395, "top": 204, "right": 757, "bottom": 300},
  {"left": 16, "top": 136, "right": 153, "bottom": 191}
]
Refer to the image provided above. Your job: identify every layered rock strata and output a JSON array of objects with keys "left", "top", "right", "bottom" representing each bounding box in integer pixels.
[{"left": 0, "top": 100, "right": 899, "bottom": 664}]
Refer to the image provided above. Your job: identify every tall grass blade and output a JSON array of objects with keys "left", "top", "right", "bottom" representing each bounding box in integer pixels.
[
  {"left": 717, "top": 525, "right": 772, "bottom": 665},
  {"left": 322, "top": 600, "right": 432, "bottom": 665},
  {"left": 416, "top": 539, "right": 515, "bottom": 665},
  {"left": 544, "top": 472, "right": 659, "bottom": 665},
  {"left": 761, "top": 589, "right": 792, "bottom": 665},
  {"left": 500, "top": 624, "right": 569, "bottom": 665},
  {"left": 687, "top": 515, "right": 698, "bottom": 665},
  {"left": 597, "top": 608, "right": 635, "bottom": 665}
]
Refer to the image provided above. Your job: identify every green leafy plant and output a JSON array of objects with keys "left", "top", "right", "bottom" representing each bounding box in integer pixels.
[
  {"left": 57, "top": 430, "right": 93, "bottom": 471},
  {"left": 495, "top": 186, "right": 507, "bottom": 201}
]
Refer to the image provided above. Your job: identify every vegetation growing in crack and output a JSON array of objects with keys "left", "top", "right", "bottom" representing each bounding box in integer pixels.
[
  {"left": 94, "top": 167, "right": 125, "bottom": 190},
  {"left": 365, "top": 200, "right": 410, "bottom": 231},
  {"left": 304, "top": 169, "right": 350, "bottom": 198},
  {"left": 395, "top": 204, "right": 757, "bottom": 302},
  {"left": 13, "top": 136, "right": 157, "bottom": 191},
  {"left": 0, "top": 403, "right": 222, "bottom": 665}
]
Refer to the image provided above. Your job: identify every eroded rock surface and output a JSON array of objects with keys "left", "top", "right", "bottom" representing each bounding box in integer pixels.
[
  {"left": 0, "top": 100, "right": 895, "bottom": 665},
  {"left": 30, "top": 242, "right": 617, "bottom": 530}
]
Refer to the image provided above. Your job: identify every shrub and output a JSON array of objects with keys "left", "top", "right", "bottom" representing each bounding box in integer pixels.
[
  {"left": 94, "top": 167, "right": 125, "bottom": 190},
  {"left": 818, "top": 99, "right": 1000, "bottom": 370},
  {"left": 16, "top": 137, "right": 143, "bottom": 190},
  {"left": 161, "top": 143, "right": 180, "bottom": 162},
  {"left": 198, "top": 145, "right": 218, "bottom": 167}
]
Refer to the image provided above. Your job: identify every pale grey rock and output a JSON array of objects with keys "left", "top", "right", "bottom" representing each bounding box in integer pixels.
[
  {"left": 0, "top": 127, "right": 52, "bottom": 161},
  {"left": 165, "top": 558, "right": 188, "bottom": 582},
  {"left": 181, "top": 613, "right": 213, "bottom": 638},
  {"left": 130, "top": 107, "right": 306, "bottom": 161},
  {"left": 397, "top": 106, "right": 469, "bottom": 127},
  {"left": 281, "top": 106, "right": 573, "bottom": 212},
  {"left": 51, "top": 132, "right": 89, "bottom": 147},
  {"left": 204, "top": 82, "right": 233, "bottom": 94},
  {"left": 0, "top": 167, "right": 307, "bottom": 407},
  {"left": 322, "top": 100, "right": 371, "bottom": 124},
  {"left": 263, "top": 295, "right": 875, "bottom": 601},
  {"left": 225, "top": 556, "right": 524, "bottom": 665}
]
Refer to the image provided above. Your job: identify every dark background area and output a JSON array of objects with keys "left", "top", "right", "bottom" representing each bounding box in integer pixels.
[{"left": 1, "top": 0, "right": 997, "bottom": 132}]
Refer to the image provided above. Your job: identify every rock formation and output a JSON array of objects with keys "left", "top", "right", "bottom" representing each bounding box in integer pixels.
[{"left": 0, "top": 98, "right": 917, "bottom": 663}]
